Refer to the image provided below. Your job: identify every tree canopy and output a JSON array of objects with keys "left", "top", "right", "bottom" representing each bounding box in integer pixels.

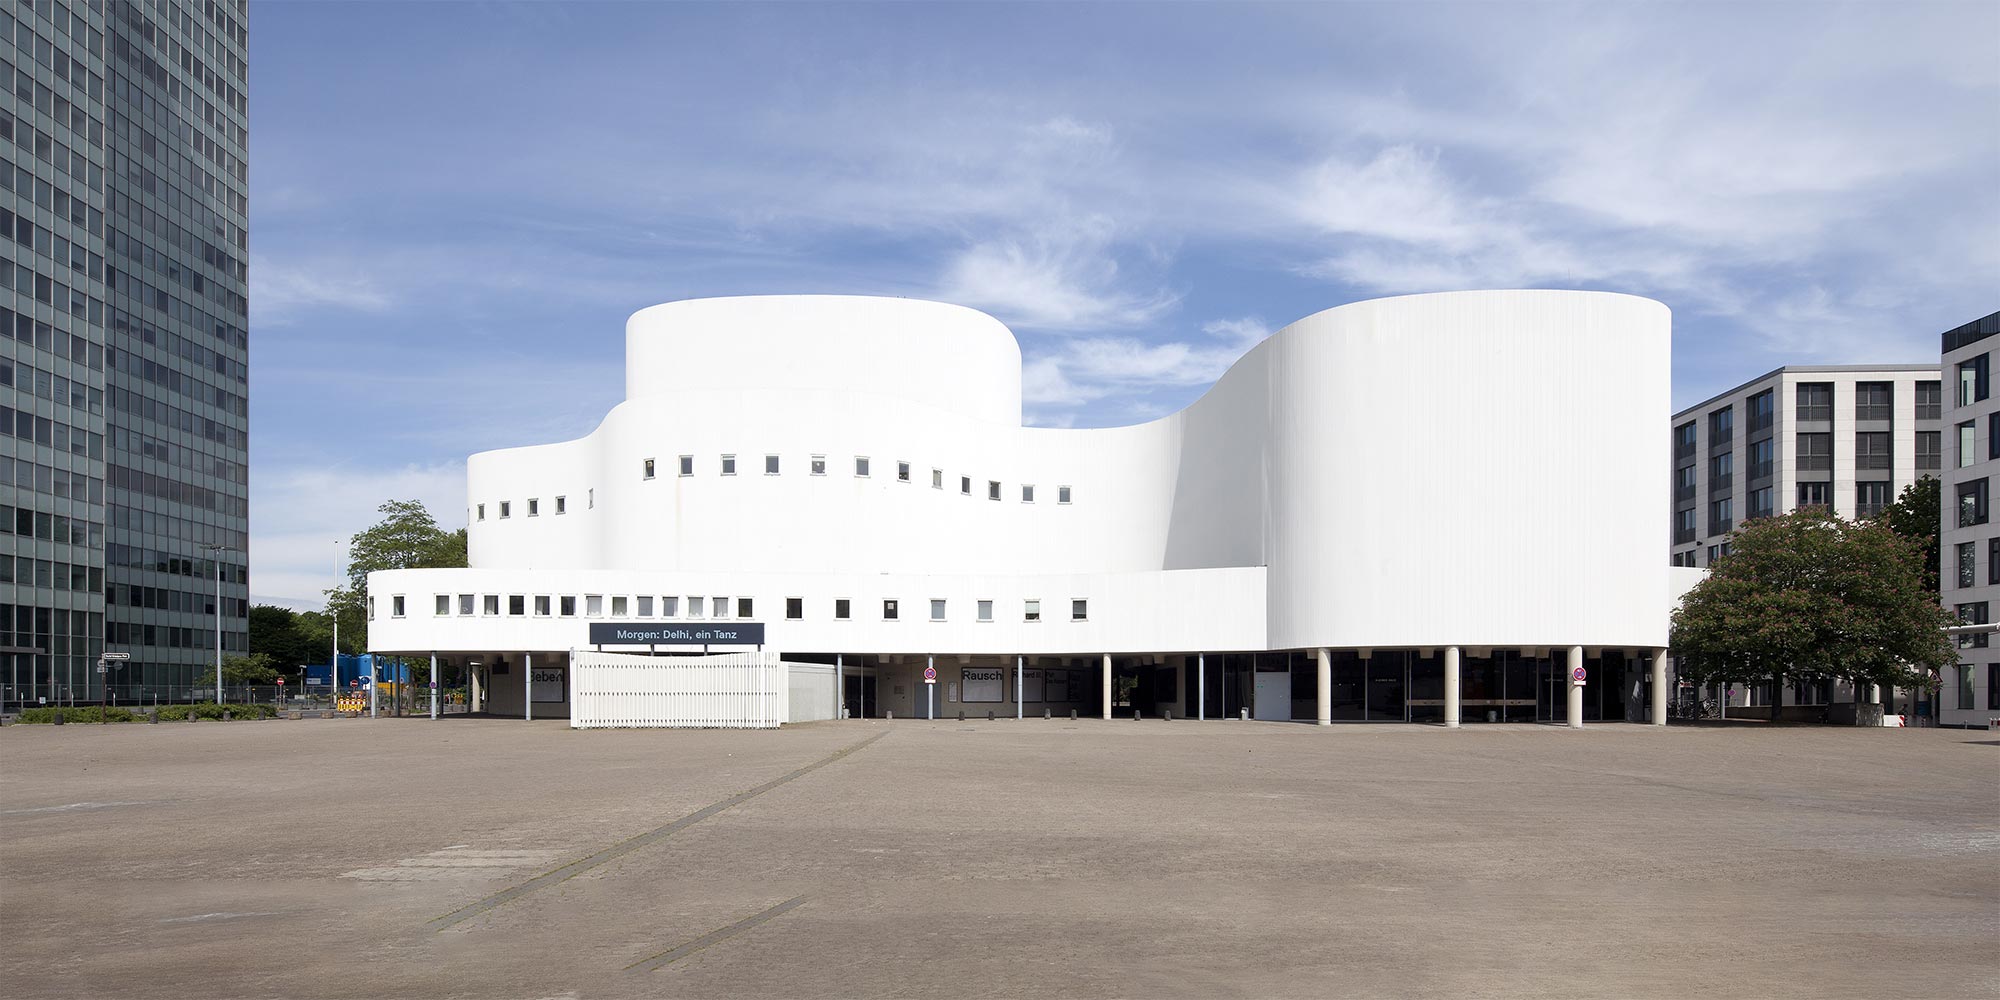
[
  {"left": 1671, "top": 507, "right": 1953, "bottom": 704},
  {"left": 1877, "top": 475, "right": 1941, "bottom": 596},
  {"left": 325, "top": 500, "right": 467, "bottom": 650}
]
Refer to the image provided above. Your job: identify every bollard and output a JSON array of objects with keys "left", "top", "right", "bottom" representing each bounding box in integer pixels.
[
  {"left": 148, "top": 711, "right": 158, "bottom": 724},
  {"left": 987, "top": 710, "right": 994, "bottom": 721},
  {"left": 1133, "top": 710, "right": 1141, "bottom": 721},
  {"left": 52, "top": 710, "right": 64, "bottom": 725},
  {"left": 1165, "top": 709, "right": 1173, "bottom": 722},
  {"left": 886, "top": 710, "right": 894, "bottom": 720},
  {"left": 1043, "top": 708, "right": 1051, "bottom": 719},
  {"left": 1240, "top": 708, "right": 1248, "bottom": 721},
  {"left": 957, "top": 710, "right": 965, "bottom": 722},
  {"left": 1070, "top": 709, "right": 1077, "bottom": 720},
  {"left": 222, "top": 710, "right": 232, "bottom": 722}
]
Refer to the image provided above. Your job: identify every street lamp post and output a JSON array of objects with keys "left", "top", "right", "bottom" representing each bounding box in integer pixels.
[{"left": 205, "top": 544, "right": 226, "bottom": 706}]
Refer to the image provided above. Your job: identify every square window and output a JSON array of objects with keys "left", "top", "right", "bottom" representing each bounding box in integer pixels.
[
  {"left": 528, "top": 498, "right": 540, "bottom": 516},
  {"left": 688, "top": 596, "right": 704, "bottom": 618},
  {"left": 535, "top": 596, "right": 551, "bottom": 616},
  {"left": 930, "top": 599, "right": 946, "bottom": 621},
  {"left": 679, "top": 455, "right": 694, "bottom": 476},
  {"left": 712, "top": 597, "right": 731, "bottom": 619},
  {"left": 612, "top": 596, "right": 628, "bottom": 617},
  {"left": 883, "top": 599, "right": 899, "bottom": 620},
  {"left": 1072, "top": 599, "right": 1087, "bottom": 621},
  {"left": 737, "top": 597, "right": 753, "bottom": 618},
  {"left": 988, "top": 480, "right": 1001, "bottom": 500},
  {"left": 1024, "top": 599, "right": 1041, "bottom": 622},
  {"left": 932, "top": 468, "right": 944, "bottom": 489},
  {"left": 662, "top": 596, "right": 679, "bottom": 617},
  {"left": 766, "top": 455, "right": 780, "bottom": 475},
  {"left": 1022, "top": 484, "right": 1035, "bottom": 503},
  {"left": 637, "top": 596, "right": 654, "bottom": 617},
  {"left": 786, "top": 597, "right": 803, "bottom": 620},
  {"left": 977, "top": 599, "right": 993, "bottom": 622},
  {"left": 555, "top": 495, "right": 566, "bottom": 514},
  {"left": 856, "top": 456, "right": 871, "bottom": 477},
  {"left": 560, "top": 596, "right": 577, "bottom": 616},
  {"left": 483, "top": 595, "right": 500, "bottom": 616},
  {"left": 961, "top": 476, "right": 972, "bottom": 495},
  {"left": 1058, "top": 486, "right": 1071, "bottom": 504},
  {"left": 459, "top": 594, "right": 475, "bottom": 616},
  {"left": 499, "top": 501, "right": 511, "bottom": 519},
  {"left": 834, "top": 598, "right": 851, "bottom": 620},
  {"left": 721, "top": 455, "right": 736, "bottom": 476},
  {"left": 476, "top": 503, "right": 486, "bottom": 521},
  {"left": 509, "top": 595, "right": 525, "bottom": 616},
  {"left": 811, "top": 455, "right": 827, "bottom": 475},
  {"left": 585, "top": 595, "right": 603, "bottom": 616},
  {"left": 898, "top": 461, "right": 911, "bottom": 482},
  {"left": 391, "top": 595, "right": 406, "bottom": 617},
  {"left": 643, "top": 459, "right": 656, "bottom": 480},
  {"left": 435, "top": 594, "right": 449, "bottom": 616}
]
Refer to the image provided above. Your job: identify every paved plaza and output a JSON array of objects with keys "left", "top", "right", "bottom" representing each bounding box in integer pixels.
[{"left": 1, "top": 717, "right": 1995, "bottom": 999}]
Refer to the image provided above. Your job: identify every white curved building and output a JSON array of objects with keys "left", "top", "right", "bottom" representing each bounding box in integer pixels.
[{"left": 369, "top": 289, "right": 1679, "bottom": 725}]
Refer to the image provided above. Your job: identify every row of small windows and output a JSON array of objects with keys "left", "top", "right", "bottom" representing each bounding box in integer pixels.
[
  {"left": 377, "top": 593, "right": 1091, "bottom": 624},
  {"left": 1680, "top": 381, "right": 1945, "bottom": 457},
  {"left": 641, "top": 454, "right": 1073, "bottom": 504}
]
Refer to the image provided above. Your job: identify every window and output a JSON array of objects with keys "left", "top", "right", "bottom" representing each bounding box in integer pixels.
[
  {"left": 1709, "top": 452, "right": 1733, "bottom": 490},
  {"left": 535, "top": 596, "right": 552, "bottom": 616},
  {"left": 1072, "top": 599, "right": 1088, "bottom": 621},
  {"left": 1796, "top": 383, "right": 1832, "bottom": 422},
  {"left": 1024, "top": 599, "right": 1041, "bottom": 622},
  {"left": 738, "top": 597, "right": 753, "bottom": 618},
  {"left": 1991, "top": 538, "right": 2000, "bottom": 587},
  {"left": 1957, "top": 603, "right": 1990, "bottom": 649},
  {"left": 1708, "top": 406, "right": 1733, "bottom": 442},
  {"left": 586, "top": 595, "right": 604, "bottom": 617},
  {"left": 988, "top": 480, "right": 1001, "bottom": 501},
  {"left": 1709, "top": 497, "right": 1732, "bottom": 535},
  {"left": 1058, "top": 486, "right": 1072, "bottom": 504},
  {"left": 611, "top": 596, "right": 628, "bottom": 617},
  {"left": 811, "top": 455, "right": 827, "bottom": 476},
  {"left": 1960, "top": 354, "right": 1990, "bottom": 407},
  {"left": 1748, "top": 486, "right": 1773, "bottom": 520},
  {"left": 1916, "top": 380, "right": 1942, "bottom": 420},
  {"left": 476, "top": 504, "right": 486, "bottom": 521},
  {"left": 930, "top": 599, "right": 946, "bottom": 621},
  {"left": 883, "top": 599, "right": 899, "bottom": 621},
  {"left": 1022, "top": 485, "right": 1035, "bottom": 503},
  {"left": 1673, "top": 421, "right": 1697, "bottom": 458},
  {"left": 368, "top": 597, "right": 376, "bottom": 620},
  {"left": 1748, "top": 438, "right": 1774, "bottom": 479},
  {"left": 1990, "top": 665, "right": 2000, "bottom": 711},
  {"left": 766, "top": 455, "right": 780, "bottom": 475},
  {"left": 932, "top": 468, "right": 944, "bottom": 489},
  {"left": 897, "top": 461, "right": 911, "bottom": 483},
  {"left": 560, "top": 596, "right": 576, "bottom": 616},
  {"left": 1674, "top": 464, "right": 1696, "bottom": 499},
  {"left": 483, "top": 595, "right": 500, "bottom": 616},
  {"left": 637, "top": 596, "right": 653, "bottom": 617},
  {"left": 1854, "top": 432, "right": 1891, "bottom": 470},
  {"left": 499, "top": 501, "right": 511, "bottom": 519},
  {"left": 977, "top": 599, "right": 993, "bottom": 622},
  {"left": 1855, "top": 382, "right": 1892, "bottom": 421},
  {"left": 1970, "top": 666, "right": 1985, "bottom": 710},
  {"left": 855, "top": 457, "right": 870, "bottom": 477},
  {"left": 509, "top": 595, "right": 526, "bottom": 616},
  {"left": 1961, "top": 422, "right": 1977, "bottom": 468},
  {"left": 643, "top": 459, "right": 656, "bottom": 480},
  {"left": 712, "top": 598, "right": 730, "bottom": 619},
  {"left": 1991, "top": 412, "right": 2000, "bottom": 461},
  {"left": 691, "top": 596, "right": 708, "bottom": 618},
  {"left": 1797, "top": 481, "right": 1829, "bottom": 508},
  {"left": 435, "top": 595, "right": 450, "bottom": 616},
  {"left": 556, "top": 496, "right": 566, "bottom": 514},
  {"left": 1674, "top": 508, "right": 1696, "bottom": 543},
  {"left": 1796, "top": 433, "right": 1831, "bottom": 471},
  {"left": 961, "top": 476, "right": 972, "bottom": 495},
  {"left": 834, "top": 599, "right": 850, "bottom": 620},
  {"left": 459, "top": 594, "right": 475, "bottom": 616},
  {"left": 721, "top": 455, "right": 736, "bottom": 476},
  {"left": 588, "top": 489, "right": 595, "bottom": 509},
  {"left": 786, "top": 597, "right": 803, "bottom": 620},
  {"left": 1917, "top": 431, "right": 1941, "bottom": 471},
  {"left": 679, "top": 455, "right": 694, "bottom": 476},
  {"left": 1746, "top": 389, "right": 1773, "bottom": 433},
  {"left": 1856, "top": 481, "right": 1892, "bottom": 519},
  {"left": 662, "top": 596, "right": 679, "bottom": 617},
  {"left": 1959, "top": 478, "right": 1989, "bottom": 528},
  {"left": 527, "top": 498, "right": 540, "bottom": 517},
  {"left": 391, "top": 595, "right": 406, "bottom": 618},
  {"left": 1958, "top": 542, "right": 1977, "bottom": 589}
]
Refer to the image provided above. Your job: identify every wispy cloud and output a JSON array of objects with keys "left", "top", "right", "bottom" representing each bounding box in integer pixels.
[
  {"left": 249, "top": 255, "right": 393, "bottom": 327},
  {"left": 1021, "top": 316, "right": 1271, "bottom": 413},
  {"left": 250, "top": 462, "right": 465, "bottom": 611}
]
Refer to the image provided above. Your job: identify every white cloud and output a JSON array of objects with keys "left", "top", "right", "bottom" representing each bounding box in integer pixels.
[
  {"left": 249, "top": 255, "right": 393, "bottom": 326},
  {"left": 1020, "top": 315, "right": 1272, "bottom": 415},
  {"left": 938, "top": 217, "right": 1181, "bottom": 332},
  {"left": 250, "top": 462, "right": 465, "bottom": 611}
]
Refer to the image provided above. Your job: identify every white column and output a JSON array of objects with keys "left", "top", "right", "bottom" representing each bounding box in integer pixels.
[
  {"left": 1567, "top": 646, "right": 1584, "bottom": 729},
  {"left": 525, "top": 653, "right": 533, "bottom": 722},
  {"left": 1016, "top": 655, "right": 1023, "bottom": 720},
  {"left": 367, "top": 656, "right": 376, "bottom": 719},
  {"left": 1316, "top": 648, "right": 1332, "bottom": 726},
  {"left": 1650, "top": 648, "right": 1667, "bottom": 726},
  {"left": 836, "top": 653, "right": 843, "bottom": 719},
  {"left": 1101, "top": 654, "right": 1112, "bottom": 720},
  {"left": 1444, "top": 647, "right": 1461, "bottom": 728},
  {"left": 430, "top": 653, "right": 439, "bottom": 720},
  {"left": 1197, "top": 653, "right": 1206, "bottom": 721},
  {"left": 926, "top": 653, "right": 934, "bottom": 720}
]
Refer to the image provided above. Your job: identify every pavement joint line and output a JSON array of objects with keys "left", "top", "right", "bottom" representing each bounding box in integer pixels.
[
  {"left": 427, "top": 731, "right": 887, "bottom": 932},
  {"left": 624, "top": 895, "right": 809, "bottom": 972}
]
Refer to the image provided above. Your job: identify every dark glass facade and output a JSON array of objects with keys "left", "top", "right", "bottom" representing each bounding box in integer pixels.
[{"left": 1, "top": 0, "right": 247, "bottom": 706}]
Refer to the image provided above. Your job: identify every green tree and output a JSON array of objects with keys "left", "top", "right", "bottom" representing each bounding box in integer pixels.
[
  {"left": 1671, "top": 507, "right": 1952, "bottom": 723},
  {"left": 200, "top": 653, "right": 280, "bottom": 687},
  {"left": 248, "top": 604, "right": 326, "bottom": 669},
  {"left": 325, "top": 500, "right": 467, "bottom": 650},
  {"left": 1877, "top": 475, "right": 1941, "bottom": 596}
]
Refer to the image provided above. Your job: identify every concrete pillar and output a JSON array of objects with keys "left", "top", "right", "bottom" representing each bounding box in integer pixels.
[
  {"left": 430, "top": 653, "right": 439, "bottom": 720},
  {"left": 1016, "top": 655, "right": 1023, "bottom": 720},
  {"left": 1197, "top": 653, "right": 1206, "bottom": 721},
  {"left": 524, "top": 653, "right": 533, "bottom": 722},
  {"left": 1101, "top": 654, "right": 1112, "bottom": 720},
  {"left": 1566, "top": 646, "right": 1584, "bottom": 729},
  {"left": 1443, "top": 646, "right": 1461, "bottom": 728},
  {"left": 1650, "top": 648, "right": 1668, "bottom": 726},
  {"left": 1316, "top": 648, "right": 1332, "bottom": 726}
]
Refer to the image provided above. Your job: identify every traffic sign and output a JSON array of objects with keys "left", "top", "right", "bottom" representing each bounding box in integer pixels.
[
  {"left": 277, "top": 678, "right": 285, "bottom": 686},
  {"left": 923, "top": 665, "right": 937, "bottom": 684},
  {"left": 1571, "top": 665, "right": 1588, "bottom": 684}
]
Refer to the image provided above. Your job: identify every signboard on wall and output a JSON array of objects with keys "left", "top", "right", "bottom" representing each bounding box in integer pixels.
[
  {"left": 587, "top": 623, "right": 765, "bottom": 646},
  {"left": 962, "top": 667, "right": 1004, "bottom": 703},
  {"left": 1044, "top": 669, "right": 1069, "bottom": 703},
  {"left": 531, "top": 666, "right": 566, "bottom": 703},
  {"left": 1021, "top": 668, "right": 1045, "bottom": 702}
]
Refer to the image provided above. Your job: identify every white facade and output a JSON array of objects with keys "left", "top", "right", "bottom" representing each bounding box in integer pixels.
[
  {"left": 370, "top": 290, "right": 1678, "bottom": 723},
  {"left": 1939, "top": 312, "right": 2000, "bottom": 727}
]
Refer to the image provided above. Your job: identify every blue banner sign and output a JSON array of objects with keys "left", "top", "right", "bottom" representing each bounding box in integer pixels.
[{"left": 588, "top": 622, "right": 766, "bottom": 646}]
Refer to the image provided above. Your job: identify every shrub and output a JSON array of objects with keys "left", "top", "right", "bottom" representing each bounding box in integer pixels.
[
  {"left": 15, "top": 706, "right": 137, "bottom": 724},
  {"left": 149, "top": 703, "right": 278, "bottom": 722}
]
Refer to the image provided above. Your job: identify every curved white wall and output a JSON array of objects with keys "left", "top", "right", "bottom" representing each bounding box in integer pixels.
[{"left": 426, "top": 289, "right": 1670, "bottom": 656}]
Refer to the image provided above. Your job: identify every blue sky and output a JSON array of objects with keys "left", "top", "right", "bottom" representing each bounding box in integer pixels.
[{"left": 248, "top": 0, "right": 2000, "bottom": 608}]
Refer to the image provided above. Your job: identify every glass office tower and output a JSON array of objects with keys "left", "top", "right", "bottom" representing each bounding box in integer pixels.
[{"left": 1, "top": 0, "right": 248, "bottom": 706}]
